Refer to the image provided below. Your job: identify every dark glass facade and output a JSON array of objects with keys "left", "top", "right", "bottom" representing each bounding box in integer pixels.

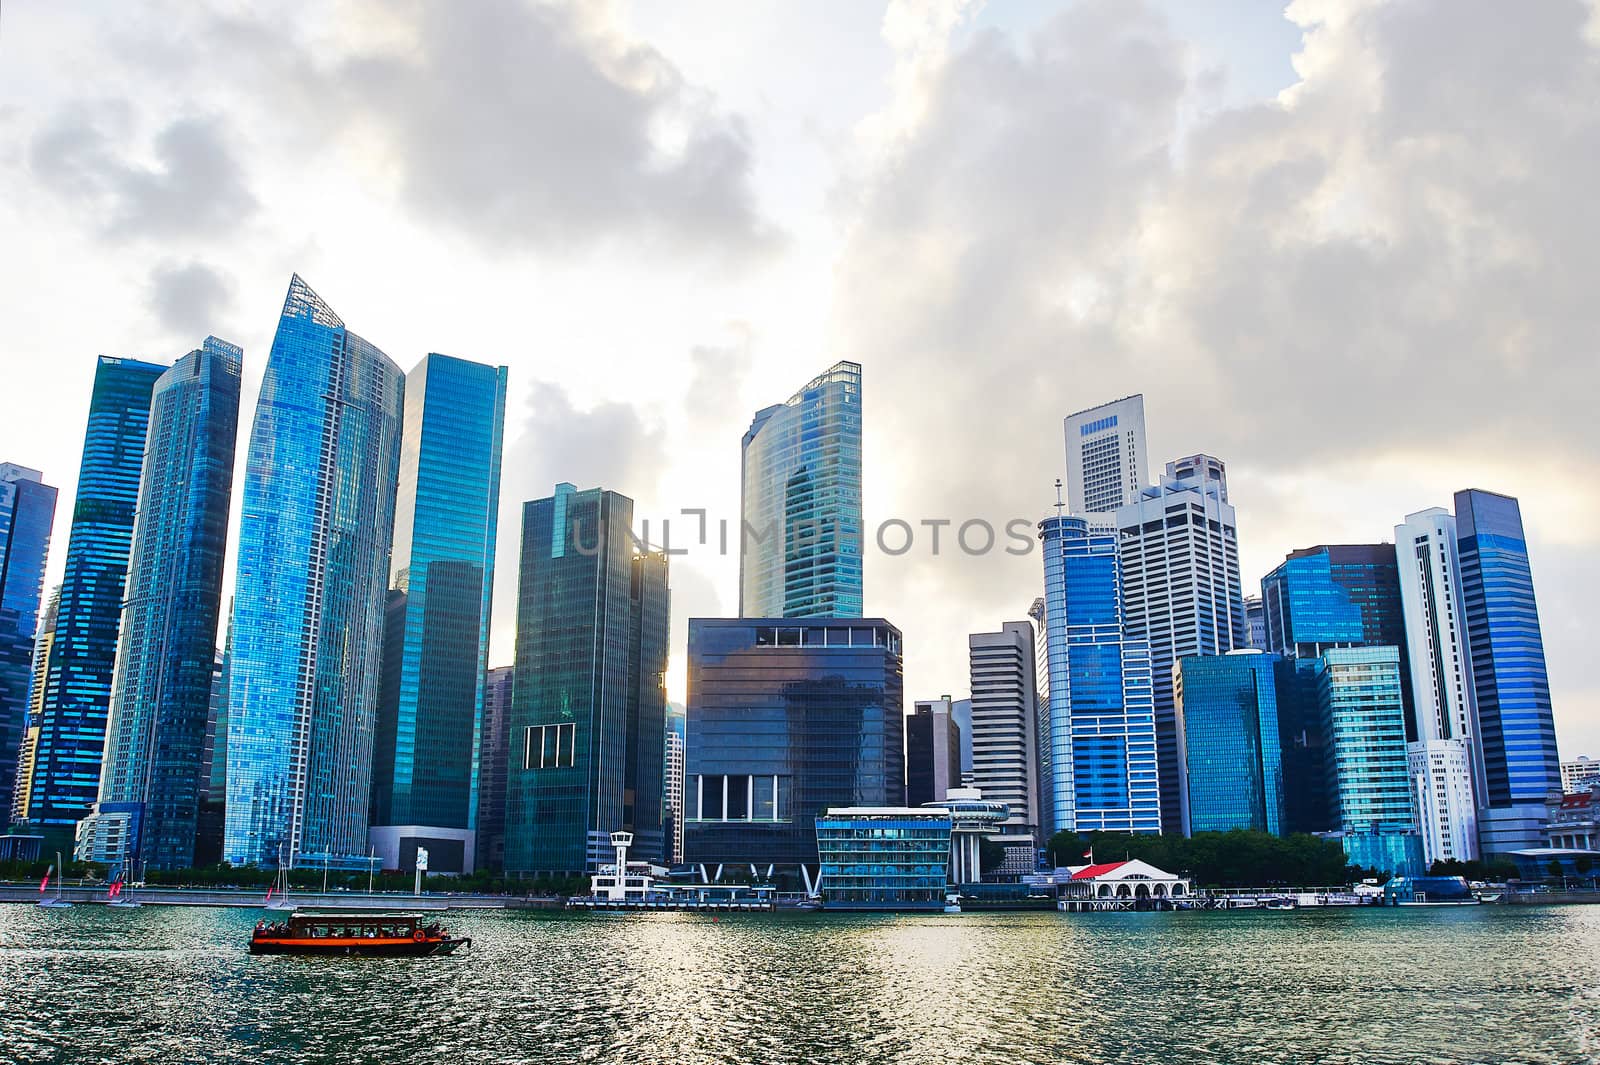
[
  {"left": 0, "top": 465, "right": 57, "bottom": 824},
  {"left": 684, "top": 618, "right": 904, "bottom": 869},
  {"left": 506, "top": 486, "right": 669, "bottom": 875},
  {"left": 475, "top": 665, "right": 513, "bottom": 872},
  {"left": 28, "top": 356, "right": 165, "bottom": 844},
  {"left": 815, "top": 809, "right": 951, "bottom": 910},
  {"left": 905, "top": 703, "right": 960, "bottom": 806},
  {"left": 1174, "top": 652, "right": 1285, "bottom": 835}
]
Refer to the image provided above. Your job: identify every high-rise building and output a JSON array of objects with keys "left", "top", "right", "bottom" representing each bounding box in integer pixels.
[
  {"left": 1062, "top": 395, "right": 1148, "bottom": 516},
  {"left": 739, "top": 362, "right": 862, "bottom": 619},
  {"left": 194, "top": 647, "right": 227, "bottom": 869},
  {"left": 1563, "top": 756, "right": 1600, "bottom": 794},
  {"left": 684, "top": 617, "right": 904, "bottom": 886},
  {"left": 27, "top": 356, "right": 166, "bottom": 849},
  {"left": 368, "top": 353, "right": 507, "bottom": 875},
  {"left": 906, "top": 698, "right": 961, "bottom": 806},
  {"left": 1395, "top": 507, "right": 1480, "bottom": 863},
  {"left": 1037, "top": 514, "right": 1161, "bottom": 837},
  {"left": 475, "top": 665, "right": 513, "bottom": 873},
  {"left": 1116, "top": 456, "right": 1246, "bottom": 836},
  {"left": 1454, "top": 489, "right": 1562, "bottom": 857},
  {"left": 505, "top": 485, "right": 669, "bottom": 876},
  {"left": 76, "top": 338, "right": 242, "bottom": 872},
  {"left": 225, "top": 276, "right": 404, "bottom": 869},
  {"left": 1317, "top": 647, "right": 1415, "bottom": 834},
  {"left": 1243, "top": 596, "right": 1265, "bottom": 650},
  {"left": 949, "top": 698, "right": 973, "bottom": 783},
  {"left": 9, "top": 587, "right": 59, "bottom": 827},
  {"left": 664, "top": 706, "right": 686, "bottom": 865},
  {"left": 1173, "top": 651, "right": 1284, "bottom": 836},
  {"left": 0, "top": 465, "right": 57, "bottom": 823},
  {"left": 967, "top": 622, "right": 1040, "bottom": 837}
]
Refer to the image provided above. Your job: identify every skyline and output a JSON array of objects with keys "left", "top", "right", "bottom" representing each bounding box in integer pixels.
[{"left": 3, "top": 1, "right": 1597, "bottom": 759}]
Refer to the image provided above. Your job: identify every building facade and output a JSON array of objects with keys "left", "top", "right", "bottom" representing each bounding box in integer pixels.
[
  {"left": 815, "top": 807, "right": 951, "bottom": 910},
  {"left": 1037, "top": 514, "right": 1161, "bottom": 837},
  {"left": 967, "top": 622, "right": 1039, "bottom": 837},
  {"left": 0, "top": 465, "right": 57, "bottom": 824},
  {"left": 77, "top": 339, "right": 242, "bottom": 871},
  {"left": 739, "top": 362, "right": 862, "bottom": 619},
  {"left": 225, "top": 276, "right": 404, "bottom": 869},
  {"left": 9, "top": 587, "right": 58, "bottom": 826},
  {"left": 1316, "top": 647, "right": 1416, "bottom": 836},
  {"left": 26, "top": 356, "right": 166, "bottom": 849},
  {"left": 684, "top": 617, "right": 904, "bottom": 884},
  {"left": 1173, "top": 651, "right": 1284, "bottom": 836},
  {"left": 906, "top": 698, "right": 961, "bottom": 806},
  {"left": 368, "top": 353, "right": 507, "bottom": 875},
  {"left": 1563, "top": 756, "right": 1600, "bottom": 794},
  {"left": 505, "top": 486, "right": 669, "bottom": 876},
  {"left": 664, "top": 706, "right": 686, "bottom": 865},
  {"left": 1062, "top": 395, "right": 1148, "bottom": 516},
  {"left": 475, "top": 666, "right": 513, "bottom": 873},
  {"left": 1454, "top": 489, "right": 1562, "bottom": 857},
  {"left": 1114, "top": 457, "right": 1245, "bottom": 836}
]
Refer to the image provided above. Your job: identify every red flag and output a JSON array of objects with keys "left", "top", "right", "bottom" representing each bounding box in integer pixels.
[
  {"left": 265, "top": 884, "right": 274, "bottom": 903},
  {"left": 39, "top": 865, "right": 52, "bottom": 893},
  {"left": 1082, "top": 848, "right": 1094, "bottom": 862}
]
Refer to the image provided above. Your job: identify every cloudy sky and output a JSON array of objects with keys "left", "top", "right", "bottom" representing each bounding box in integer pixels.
[{"left": 2, "top": 0, "right": 1596, "bottom": 755}]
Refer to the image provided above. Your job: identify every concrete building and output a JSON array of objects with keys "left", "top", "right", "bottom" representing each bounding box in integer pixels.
[
  {"left": 906, "top": 698, "right": 961, "bottom": 806},
  {"left": 1563, "top": 757, "right": 1600, "bottom": 794},
  {"left": 924, "top": 787, "right": 1008, "bottom": 885},
  {"left": 1063, "top": 395, "right": 1148, "bottom": 517},
  {"left": 967, "top": 622, "right": 1039, "bottom": 838}
]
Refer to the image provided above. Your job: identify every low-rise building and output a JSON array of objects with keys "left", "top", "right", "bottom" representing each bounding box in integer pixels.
[
  {"left": 1545, "top": 786, "right": 1600, "bottom": 851},
  {"left": 1026, "top": 857, "right": 1191, "bottom": 910},
  {"left": 815, "top": 807, "right": 951, "bottom": 911}
]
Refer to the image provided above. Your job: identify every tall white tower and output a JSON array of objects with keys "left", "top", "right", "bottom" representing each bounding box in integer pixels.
[
  {"left": 1063, "top": 395, "right": 1148, "bottom": 517},
  {"left": 968, "top": 622, "right": 1040, "bottom": 839}
]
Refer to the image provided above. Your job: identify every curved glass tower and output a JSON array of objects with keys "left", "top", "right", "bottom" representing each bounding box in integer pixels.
[
  {"left": 78, "top": 339, "right": 242, "bottom": 871},
  {"left": 225, "top": 276, "right": 403, "bottom": 869},
  {"left": 739, "top": 362, "right": 862, "bottom": 619}
]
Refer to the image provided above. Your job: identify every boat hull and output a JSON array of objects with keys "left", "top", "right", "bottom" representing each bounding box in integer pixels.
[{"left": 249, "top": 936, "right": 469, "bottom": 957}]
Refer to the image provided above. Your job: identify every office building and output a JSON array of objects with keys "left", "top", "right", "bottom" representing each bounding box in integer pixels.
[
  {"left": 1454, "top": 489, "right": 1562, "bottom": 857},
  {"left": 1037, "top": 514, "right": 1161, "bottom": 837},
  {"left": 1243, "top": 596, "right": 1264, "bottom": 650},
  {"left": 368, "top": 353, "right": 507, "bottom": 875},
  {"left": 505, "top": 485, "right": 669, "bottom": 877},
  {"left": 225, "top": 276, "right": 404, "bottom": 869},
  {"left": 78, "top": 338, "right": 242, "bottom": 871},
  {"left": 739, "top": 362, "right": 862, "bottom": 619},
  {"left": 9, "top": 587, "right": 58, "bottom": 826},
  {"left": 906, "top": 698, "right": 961, "bottom": 806},
  {"left": 664, "top": 706, "right": 686, "bottom": 865},
  {"left": 473, "top": 666, "right": 513, "bottom": 872},
  {"left": 1317, "top": 647, "right": 1415, "bottom": 835},
  {"left": 1395, "top": 508, "right": 1480, "bottom": 862},
  {"left": 0, "top": 465, "right": 57, "bottom": 823},
  {"left": 1062, "top": 395, "right": 1148, "bottom": 516},
  {"left": 27, "top": 356, "right": 166, "bottom": 848},
  {"left": 1173, "top": 651, "right": 1284, "bottom": 836},
  {"left": 684, "top": 617, "right": 903, "bottom": 889},
  {"left": 1563, "top": 756, "right": 1600, "bottom": 794},
  {"left": 967, "top": 622, "right": 1039, "bottom": 837},
  {"left": 815, "top": 807, "right": 951, "bottom": 911},
  {"left": 1115, "top": 456, "right": 1246, "bottom": 835}
]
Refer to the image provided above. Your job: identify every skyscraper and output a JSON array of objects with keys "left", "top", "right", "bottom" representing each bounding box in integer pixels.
[
  {"left": 1454, "top": 489, "right": 1562, "bottom": 856},
  {"left": 1063, "top": 395, "right": 1148, "bottom": 516},
  {"left": 505, "top": 485, "right": 669, "bottom": 876},
  {"left": 1173, "top": 651, "right": 1284, "bottom": 836},
  {"left": 1395, "top": 507, "right": 1479, "bottom": 863},
  {"left": 77, "top": 338, "right": 242, "bottom": 872},
  {"left": 967, "top": 621, "right": 1040, "bottom": 838},
  {"left": 0, "top": 465, "right": 57, "bottom": 823},
  {"left": 1037, "top": 514, "right": 1161, "bottom": 837},
  {"left": 225, "top": 276, "right": 404, "bottom": 869},
  {"left": 906, "top": 698, "right": 961, "bottom": 806},
  {"left": 27, "top": 356, "right": 166, "bottom": 849},
  {"left": 1317, "top": 647, "right": 1415, "bottom": 833},
  {"left": 9, "top": 587, "right": 58, "bottom": 827},
  {"left": 739, "top": 361, "right": 862, "bottom": 619},
  {"left": 1116, "top": 456, "right": 1245, "bottom": 836},
  {"left": 664, "top": 705, "right": 686, "bottom": 865},
  {"left": 368, "top": 353, "right": 507, "bottom": 875},
  {"left": 475, "top": 665, "right": 513, "bottom": 873},
  {"left": 1242, "top": 596, "right": 1265, "bottom": 650}
]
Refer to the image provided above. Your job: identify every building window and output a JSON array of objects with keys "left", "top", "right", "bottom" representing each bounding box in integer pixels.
[{"left": 523, "top": 722, "right": 576, "bottom": 769}]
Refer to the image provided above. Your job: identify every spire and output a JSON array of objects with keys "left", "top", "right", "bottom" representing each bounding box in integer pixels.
[{"left": 281, "top": 274, "right": 344, "bottom": 330}]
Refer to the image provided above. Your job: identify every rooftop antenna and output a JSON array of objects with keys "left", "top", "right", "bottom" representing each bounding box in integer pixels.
[{"left": 1053, "top": 478, "right": 1066, "bottom": 518}]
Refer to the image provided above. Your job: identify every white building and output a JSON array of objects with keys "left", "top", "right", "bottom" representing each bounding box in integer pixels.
[
  {"left": 1027, "top": 857, "right": 1191, "bottom": 910},
  {"left": 1063, "top": 395, "right": 1148, "bottom": 517},
  {"left": 1395, "top": 507, "right": 1481, "bottom": 862},
  {"left": 968, "top": 622, "right": 1040, "bottom": 838},
  {"left": 665, "top": 716, "right": 685, "bottom": 864},
  {"left": 1562, "top": 756, "right": 1600, "bottom": 794}
]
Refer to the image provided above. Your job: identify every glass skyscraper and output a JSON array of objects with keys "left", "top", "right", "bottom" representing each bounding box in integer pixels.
[
  {"left": 368, "top": 353, "right": 506, "bottom": 874},
  {"left": 739, "top": 361, "right": 862, "bottom": 619},
  {"left": 1316, "top": 647, "right": 1415, "bottom": 833},
  {"left": 1454, "top": 489, "right": 1562, "bottom": 855},
  {"left": 225, "top": 276, "right": 404, "bottom": 869},
  {"left": 9, "top": 586, "right": 59, "bottom": 826},
  {"left": 0, "top": 464, "right": 58, "bottom": 823},
  {"left": 1036, "top": 514, "right": 1161, "bottom": 837},
  {"left": 27, "top": 356, "right": 166, "bottom": 848},
  {"left": 475, "top": 665, "right": 513, "bottom": 873},
  {"left": 1173, "top": 651, "right": 1285, "bottom": 836},
  {"left": 506, "top": 485, "right": 669, "bottom": 876},
  {"left": 77, "top": 339, "right": 242, "bottom": 872},
  {"left": 684, "top": 617, "right": 904, "bottom": 882}
]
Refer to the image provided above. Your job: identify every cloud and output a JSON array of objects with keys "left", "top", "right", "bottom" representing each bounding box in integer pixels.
[
  {"left": 147, "top": 261, "right": 236, "bottom": 339},
  {"left": 501, "top": 380, "right": 666, "bottom": 520},
  {"left": 684, "top": 324, "right": 753, "bottom": 422}
]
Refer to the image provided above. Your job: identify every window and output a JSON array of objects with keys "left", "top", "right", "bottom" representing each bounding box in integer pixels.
[{"left": 523, "top": 722, "right": 576, "bottom": 769}]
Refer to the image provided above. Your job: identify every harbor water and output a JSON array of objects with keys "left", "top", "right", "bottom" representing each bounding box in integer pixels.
[{"left": 1, "top": 903, "right": 1597, "bottom": 1063}]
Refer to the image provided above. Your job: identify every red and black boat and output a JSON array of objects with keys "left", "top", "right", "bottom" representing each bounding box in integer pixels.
[{"left": 250, "top": 911, "right": 471, "bottom": 957}]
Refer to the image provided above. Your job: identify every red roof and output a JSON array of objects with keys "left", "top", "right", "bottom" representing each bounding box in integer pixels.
[
  {"left": 1562, "top": 793, "right": 1595, "bottom": 810},
  {"left": 1071, "top": 861, "right": 1130, "bottom": 880}
]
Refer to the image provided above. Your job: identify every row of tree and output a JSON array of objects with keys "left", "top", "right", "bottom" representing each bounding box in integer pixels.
[
  {"left": 0, "top": 859, "right": 587, "bottom": 898},
  {"left": 1043, "top": 829, "right": 1355, "bottom": 887}
]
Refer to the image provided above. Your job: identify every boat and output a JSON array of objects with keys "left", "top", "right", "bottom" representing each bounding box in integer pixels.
[
  {"left": 38, "top": 853, "right": 74, "bottom": 909},
  {"left": 249, "top": 911, "right": 471, "bottom": 957}
]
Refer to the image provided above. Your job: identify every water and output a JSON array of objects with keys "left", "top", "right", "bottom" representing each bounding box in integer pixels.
[{"left": 1, "top": 903, "right": 1597, "bottom": 1063}]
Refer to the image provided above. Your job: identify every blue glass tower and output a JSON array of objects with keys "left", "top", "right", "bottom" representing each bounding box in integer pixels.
[
  {"left": 27, "top": 356, "right": 166, "bottom": 848},
  {"left": 1454, "top": 489, "right": 1562, "bottom": 855},
  {"left": 0, "top": 464, "right": 58, "bottom": 823},
  {"left": 77, "top": 339, "right": 242, "bottom": 871},
  {"left": 1173, "top": 652, "right": 1285, "bottom": 835},
  {"left": 368, "top": 353, "right": 506, "bottom": 874},
  {"left": 225, "top": 276, "right": 404, "bottom": 869},
  {"left": 739, "top": 362, "right": 862, "bottom": 619},
  {"left": 1036, "top": 514, "right": 1161, "bottom": 837}
]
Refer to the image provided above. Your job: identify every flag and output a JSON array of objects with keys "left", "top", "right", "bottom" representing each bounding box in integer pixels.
[
  {"left": 40, "top": 865, "right": 52, "bottom": 893},
  {"left": 265, "top": 884, "right": 274, "bottom": 903},
  {"left": 1082, "top": 848, "right": 1094, "bottom": 863}
]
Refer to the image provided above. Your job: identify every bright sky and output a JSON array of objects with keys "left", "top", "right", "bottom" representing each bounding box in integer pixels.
[{"left": 2, "top": 0, "right": 1596, "bottom": 756}]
